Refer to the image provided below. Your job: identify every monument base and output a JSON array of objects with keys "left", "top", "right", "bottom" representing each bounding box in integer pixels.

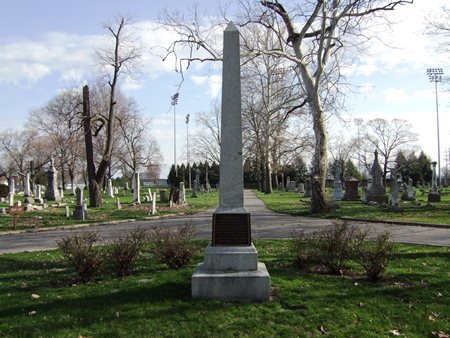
[
  {"left": 366, "top": 194, "right": 388, "bottom": 204},
  {"left": 191, "top": 243, "right": 270, "bottom": 301},
  {"left": 428, "top": 192, "right": 441, "bottom": 202}
]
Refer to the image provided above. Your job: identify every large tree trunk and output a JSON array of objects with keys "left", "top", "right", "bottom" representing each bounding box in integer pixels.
[
  {"left": 310, "top": 100, "right": 331, "bottom": 213},
  {"left": 82, "top": 85, "right": 103, "bottom": 207}
]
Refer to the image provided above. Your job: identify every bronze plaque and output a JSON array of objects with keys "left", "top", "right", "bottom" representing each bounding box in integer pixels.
[{"left": 212, "top": 213, "right": 251, "bottom": 246}]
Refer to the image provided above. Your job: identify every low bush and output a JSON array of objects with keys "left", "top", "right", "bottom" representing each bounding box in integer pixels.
[
  {"left": 291, "top": 230, "right": 319, "bottom": 269},
  {"left": 109, "top": 228, "right": 148, "bottom": 277},
  {"left": 148, "top": 223, "right": 199, "bottom": 269},
  {"left": 315, "top": 221, "right": 363, "bottom": 275},
  {"left": 57, "top": 231, "right": 103, "bottom": 283},
  {"left": 354, "top": 232, "right": 394, "bottom": 282}
]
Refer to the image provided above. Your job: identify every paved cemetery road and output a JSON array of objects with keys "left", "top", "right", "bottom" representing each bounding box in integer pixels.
[{"left": 1, "top": 190, "right": 449, "bottom": 254}]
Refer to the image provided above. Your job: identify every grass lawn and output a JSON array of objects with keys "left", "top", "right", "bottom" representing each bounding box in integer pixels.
[
  {"left": 0, "top": 240, "right": 448, "bottom": 337},
  {"left": 255, "top": 189, "right": 450, "bottom": 226},
  {"left": 0, "top": 189, "right": 219, "bottom": 232}
]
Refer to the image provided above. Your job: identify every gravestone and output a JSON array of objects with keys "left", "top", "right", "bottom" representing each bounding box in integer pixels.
[
  {"left": 58, "top": 186, "right": 64, "bottom": 199},
  {"left": 35, "top": 185, "right": 43, "bottom": 204},
  {"left": 108, "top": 179, "right": 114, "bottom": 198},
  {"left": 124, "top": 182, "right": 129, "bottom": 190},
  {"left": 133, "top": 172, "right": 141, "bottom": 204},
  {"left": 9, "top": 178, "right": 15, "bottom": 194},
  {"left": 44, "top": 158, "right": 60, "bottom": 201},
  {"left": 287, "top": 181, "right": 296, "bottom": 192},
  {"left": 8, "top": 192, "right": 14, "bottom": 207},
  {"left": 332, "top": 163, "right": 344, "bottom": 200},
  {"left": 65, "top": 205, "right": 70, "bottom": 218},
  {"left": 428, "top": 161, "right": 441, "bottom": 202},
  {"left": 70, "top": 182, "right": 76, "bottom": 196},
  {"left": 389, "top": 169, "right": 400, "bottom": 209},
  {"left": 285, "top": 176, "right": 291, "bottom": 191},
  {"left": 192, "top": 169, "right": 200, "bottom": 197},
  {"left": 343, "top": 178, "right": 360, "bottom": 201},
  {"left": 149, "top": 192, "right": 157, "bottom": 215},
  {"left": 192, "top": 23, "right": 270, "bottom": 301},
  {"left": 116, "top": 197, "right": 121, "bottom": 210},
  {"left": 159, "top": 189, "right": 169, "bottom": 203},
  {"left": 298, "top": 183, "right": 305, "bottom": 194},
  {"left": 366, "top": 150, "right": 388, "bottom": 204},
  {"left": 72, "top": 187, "right": 86, "bottom": 220},
  {"left": 304, "top": 178, "right": 312, "bottom": 197},
  {"left": 179, "top": 182, "right": 187, "bottom": 204},
  {"left": 24, "top": 173, "right": 31, "bottom": 197},
  {"left": 406, "top": 178, "right": 415, "bottom": 200}
]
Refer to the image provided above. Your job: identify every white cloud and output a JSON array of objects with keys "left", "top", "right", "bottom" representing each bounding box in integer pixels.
[
  {"left": 383, "top": 88, "right": 409, "bottom": 103},
  {"left": 190, "top": 74, "right": 222, "bottom": 98},
  {"left": 191, "top": 75, "right": 208, "bottom": 85}
]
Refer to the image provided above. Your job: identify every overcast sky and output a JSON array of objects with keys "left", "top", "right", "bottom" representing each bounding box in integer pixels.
[{"left": 0, "top": 0, "right": 449, "bottom": 177}]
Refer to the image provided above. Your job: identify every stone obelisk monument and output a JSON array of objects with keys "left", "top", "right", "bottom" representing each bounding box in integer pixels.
[{"left": 191, "top": 22, "right": 270, "bottom": 301}]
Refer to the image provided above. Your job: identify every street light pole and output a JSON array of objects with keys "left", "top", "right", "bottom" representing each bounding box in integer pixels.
[
  {"left": 186, "top": 114, "right": 191, "bottom": 189},
  {"left": 354, "top": 118, "right": 363, "bottom": 174},
  {"left": 171, "top": 93, "right": 179, "bottom": 177},
  {"left": 427, "top": 68, "right": 444, "bottom": 187}
]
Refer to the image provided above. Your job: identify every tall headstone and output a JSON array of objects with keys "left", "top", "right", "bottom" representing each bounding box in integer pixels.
[
  {"left": 332, "top": 162, "right": 344, "bottom": 200},
  {"left": 304, "top": 178, "right": 312, "bottom": 197},
  {"left": 8, "top": 192, "right": 14, "bottom": 207},
  {"left": 192, "top": 22, "right": 270, "bottom": 301},
  {"left": 44, "top": 158, "right": 61, "bottom": 201},
  {"left": 35, "top": 185, "right": 43, "bottom": 204},
  {"left": 150, "top": 192, "right": 157, "bottom": 215},
  {"left": 179, "top": 182, "right": 187, "bottom": 204},
  {"left": 366, "top": 150, "right": 388, "bottom": 204},
  {"left": 72, "top": 187, "right": 86, "bottom": 220},
  {"left": 285, "top": 176, "right": 291, "bottom": 191},
  {"left": 147, "top": 188, "right": 153, "bottom": 202},
  {"left": 428, "top": 161, "right": 441, "bottom": 202},
  {"left": 107, "top": 179, "right": 114, "bottom": 198},
  {"left": 24, "top": 173, "right": 31, "bottom": 197},
  {"left": 133, "top": 172, "right": 141, "bottom": 204},
  {"left": 389, "top": 169, "right": 400, "bottom": 209},
  {"left": 9, "top": 178, "right": 15, "bottom": 194},
  {"left": 124, "top": 182, "right": 129, "bottom": 190},
  {"left": 407, "top": 178, "right": 415, "bottom": 200}
]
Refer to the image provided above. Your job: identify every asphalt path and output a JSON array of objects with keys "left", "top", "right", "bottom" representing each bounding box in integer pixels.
[{"left": 1, "top": 190, "right": 449, "bottom": 254}]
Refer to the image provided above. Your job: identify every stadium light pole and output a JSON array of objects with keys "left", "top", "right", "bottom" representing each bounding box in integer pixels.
[
  {"left": 427, "top": 68, "right": 444, "bottom": 187},
  {"left": 185, "top": 114, "right": 191, "bottom": 189},
  {"left": 171, "top": 93, "right": 179, "bottom": 176},
  {"left": 354, "top": 118, "right": 364, "bottom": 174}
]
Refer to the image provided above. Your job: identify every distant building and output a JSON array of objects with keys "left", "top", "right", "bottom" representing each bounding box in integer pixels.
[{"left": 141, "top": 174, "right": 169, "bottom": 188}]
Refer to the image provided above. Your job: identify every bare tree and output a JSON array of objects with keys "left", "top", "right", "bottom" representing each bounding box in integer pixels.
[
  {"left": 84, "top": 16, "right": 141, "bottom": 207},
  {"left": 192, "top": 101, "right": 222, "bottom": 164},
  {"left": 115, "top": 98, "right": 163, "bottom": 182},
  {"left": 159, "top": 1, "right": 412, "bottom": 212},
  {"left": 27, "top": 88, "right": 84, "bottom": 193},
  {"left": 365, "top": 118, "right": 418, "bottom": 184}
]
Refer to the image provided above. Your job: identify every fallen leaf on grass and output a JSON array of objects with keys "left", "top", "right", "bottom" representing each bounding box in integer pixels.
[
  {"left": 389, "top": 329, "right": 402, "bottom": 336},
  {"left": 319, "top": 326, "right": 328, "bottom": 335},
  {"left": 432, "top": 331, "right": 450, "bottom": 338},
  {"left": 31, "top": 294, "right": 40, "bottom": 299}
]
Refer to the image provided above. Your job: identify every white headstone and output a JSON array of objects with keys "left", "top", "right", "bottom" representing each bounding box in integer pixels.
[
  {"left": 150, "top": 192, "right": 156, "bottom": 215},
  {"left": 24, "top": 173, "right": 31, "bottom": 197},
  {"left": 179, "top": 182, "right": 186, "bottom": 204},
  {"left": 108, "top": 179, "right": 114, "bottom": 198},
  {"left": 133, "top": 172, "right": 141, "bottom": 204}
]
